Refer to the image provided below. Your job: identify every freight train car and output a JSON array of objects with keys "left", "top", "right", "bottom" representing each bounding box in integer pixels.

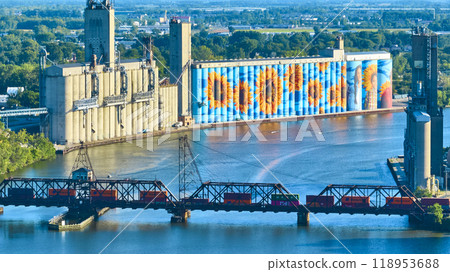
[
  {"left": 421, "top": 198, "right": 450, "bottom": 210},
  {"left": 223, "top": 192, "right": 252, "bottom": 205},
  {"left": 8, "top": 188, "right": 34, "bottom": 200},
  {"left": 385, "top": 197, "right": 414, "bottom": 210},
  {"left": 48, "top": 189, "right": 76, "bottom": 200},
  {"left": 139, "top": 190, "right": 167, "bottom": 204},
  {"left": 182, "top": 198, "right": 209, "bottom": 205},
  {"left": 341, "top": 196, "right": 370, "bottom": 208},
  {"left": 271, "top": 194, "right": 300, "bottom": 207},
  {"left": 306, "top": 195, "right": 334, "bottom": 208},
  {"left": 91, "top": 189, "right": 118, "bottom": 202}
]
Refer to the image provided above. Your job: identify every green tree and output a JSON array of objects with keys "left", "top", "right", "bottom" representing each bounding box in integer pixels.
[
  {"left": 414, "top": 186, "right": 432, "bottom": 198},
  {"left": 193, "top": 45, "right": 215, "bottom": 61},
  {"left": 428, "top": 203, "right": 444, "bottom": 224}
]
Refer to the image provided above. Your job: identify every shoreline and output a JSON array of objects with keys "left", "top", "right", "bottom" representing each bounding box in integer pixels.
[{"left": 57, "top": 106, "right": 406, "bottom": 154}]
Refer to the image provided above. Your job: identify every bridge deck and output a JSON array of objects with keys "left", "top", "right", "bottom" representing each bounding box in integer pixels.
[
  {"left": 0, "top": 108, "right": 48, "bottom": 117},
  {"left": 0, "top": 177, "right": 428, "bottom": 217}
]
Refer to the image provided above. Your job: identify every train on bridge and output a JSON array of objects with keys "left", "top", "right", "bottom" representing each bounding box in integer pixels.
[{"left": 0, "top": 137, "right": 446, "bottom": 226}]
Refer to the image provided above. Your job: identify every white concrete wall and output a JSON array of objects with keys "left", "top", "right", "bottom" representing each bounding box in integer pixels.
[{"left": 45, "top": 60, "right": 178, "bottom": 145}]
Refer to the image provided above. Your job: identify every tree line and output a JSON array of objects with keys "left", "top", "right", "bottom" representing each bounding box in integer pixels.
[{"left": 0, "top": 121, "right": 55, "bottom": 175}]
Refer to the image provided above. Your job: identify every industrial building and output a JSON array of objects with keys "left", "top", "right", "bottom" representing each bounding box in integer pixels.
[
  {"left": 42, "top": 0, "right": 394, "bottom": 146},
  {"left": 191, "top": 37, "right": 393, "bottom": 123},
  {"left": 42, "top": 0, "right": 178, "bottom": 145},
  {"left": 404, "top": 26, "right": 444, "bottom": 190}
]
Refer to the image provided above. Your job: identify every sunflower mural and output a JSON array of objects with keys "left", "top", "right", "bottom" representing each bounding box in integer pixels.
[
  {"left": 308, "top": 79, "right": 315, "bottom": 107},
  {"left": 379, "top": 81, "right": 391, "bottom": 97},
  {"left": 319, "top": 62, "right": 329, "bottom": 73},
  {"left": 318, "top": 63, "right": 325, "bottom": 114},
  {"left": 256, "top": 67, "right": 283, "bottom": 115},
  {"left": 284, "top": 65, "right": 295, "bottom": 93},
  {"left": 206, "top": 71, "right": 232, "bottom": 110},
  {"left": 340, "top": 63, "right": 347, "bottom": 111},
  {"left": 233, "top": 80, "right": 253, "bottom": 114},
  {"left": 362, "top": 63, "right": 378, "bottom": 110},
  {"left": 306, "top": 79, "right": 323, "bottom": 108},
  {"left": 378, "top": 59, "right": 392, "bottom": 109},
  {"left": 336, "top": 83, "right": 342, "bottom": 108},
  {"left": 295, "top": 64, "right": 303, "bottom": 92}
]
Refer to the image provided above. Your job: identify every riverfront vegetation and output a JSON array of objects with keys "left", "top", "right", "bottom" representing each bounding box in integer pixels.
[
  {"left": 415, "top": 186, "right": 433, "bottom": 198},
  {"left": 0, "top": 3, "right": 449, "bottom": 108},
  {"left": 428, "top": 203, "right": 444, "bottom": 224},
  {"left": 0, "top": 121, "right": 55, "bottom": 175}
]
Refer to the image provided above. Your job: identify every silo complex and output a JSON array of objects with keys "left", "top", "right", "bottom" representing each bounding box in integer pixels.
[
  {"left": 191, "top": 50, "right": 392, "bottom": 124},
  {"left": 42, "top": 1, "right": 394, "bottom": 145},
  {"left": 43, "top": 1, "right": 178, "bottom": 145}
]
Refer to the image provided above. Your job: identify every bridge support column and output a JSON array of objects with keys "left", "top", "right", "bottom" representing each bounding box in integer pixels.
[
  {"left": 297, "top": 212, "right": 309, "bottom": 226},
  {"left": 171, "top": 209, "right": 190, "bottom": 223},
  {"left": 408, "top": 214, "right": 423, "bottom": 225}
]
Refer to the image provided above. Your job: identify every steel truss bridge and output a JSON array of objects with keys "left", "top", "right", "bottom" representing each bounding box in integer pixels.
[
  {"left": 0, "top": 178, "right": 427, "bottom": 218},
  {"left": 0, "top": 137, "right": 431, "bottom": 224}
]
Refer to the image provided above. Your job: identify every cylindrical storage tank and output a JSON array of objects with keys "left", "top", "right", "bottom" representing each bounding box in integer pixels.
[
  {"left": 330, "top": 62, "right": 336, "bottom": 113},
  {"left": 264, "top": 65, "right": 271, "bottom": 119},
  {"left": 125, "top": 72, "right": 132, "bottom": 135},
  {"left": 272, "top": 65, "right": 278, "bottom": 119},
  {"left": 214, "top": 67, "right": 221, "bottom": 122},
  {"left": 227, "top": 67, "right": 234, "bottom": 122},
  {"left": 253, "top": 66, "right": 260, "bottom": 120},
  {"left": 288, "top": 64, "right": 294, "bottom": 116},
  {"left": 341, "top": 62, "right": 347, "bottom": 112},
  {"left": 362, "top": 60, "right": 378, "bottom": 110},
  {"left": 220, "top": 67, "right": 227, "bottom": 122},
  {"left": 294, "top": 64, "right": 301, "bottom": 116},
  {"left": 325, "top": 62, "right": 330, "bottom": 113},
  {"left": 73, "top": 75, "right": 81, "bottom": 144},
  {"left": 319, "top": 63, "right": 325, "bottom": 114},
  {"left": 377, "top": 59, "right": 393, "bottom": 108},
  {"left": 192, "top": 68, "right": 201, "bottom": 123},
  {"left": 207, "top": 68, "right": 215, "bottom": 123},
  {"left": 346, "top": 61, "right": 363, "bottom": 111},
  {"left": 301, "top": 63, "right": 308, "bottom": 115},
  {"left": 412, "top": 111, "right": 431, "bottom": 189},
  {"left": 277, "top": 64, "right": 284, "bottom": 118},
  {"left": 336, "top": 61, "right": 342, "bottom": 113},
  {"left": 281, "top": 64, "right": 289, "bottom": 117},
  {"left": 64, "top": 76, "right": 73, "bottom": 145},
  {"left": 233, "top": 66, "right": 239, "bottom": 121},
  {"left": 308, "top": 63, "right": 314, "bottom": 115},
  {"left": 258, "top": 65, "right": 265, "bottom": 119},
  {"left": 314, "top": 63, "right": 320, "bottom": 115},
  {"left": 247, "top": 65, "right": 254, "bottom": 120},
  {"left": 239, "top": 66, "right": 248, "bottom": 120},
  {"left": 201, "top": 68, "right": 208, "bottom": 123}
]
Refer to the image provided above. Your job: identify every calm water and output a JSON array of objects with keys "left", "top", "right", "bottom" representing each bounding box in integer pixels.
[{"left": 1, "top": 109, "right": 449, "bottom": 254}]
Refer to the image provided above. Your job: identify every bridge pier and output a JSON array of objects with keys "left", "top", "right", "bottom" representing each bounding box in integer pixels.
[
  {"left": 297, "top": 212, "right": 309, "bottom": 226},
  {"left": 171, "top": 209, "right": 190, "bottom": 223}
]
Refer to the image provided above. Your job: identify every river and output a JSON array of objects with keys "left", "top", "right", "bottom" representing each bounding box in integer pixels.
[{"left": 0, "top": 109, "right": 449, "bottom": 254}]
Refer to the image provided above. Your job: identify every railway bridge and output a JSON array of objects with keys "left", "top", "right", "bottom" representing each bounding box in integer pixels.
[{"left": 0, "top": 136, "right": 438, "bottom": 226}]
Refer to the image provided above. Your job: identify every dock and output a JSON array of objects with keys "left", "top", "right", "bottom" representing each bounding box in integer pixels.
[
  {"left": 48, "top": 208, "right": 110, "bottom": 231},
  {"left": 387, "top": 156, "right": 409, "bottom": 187}
]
